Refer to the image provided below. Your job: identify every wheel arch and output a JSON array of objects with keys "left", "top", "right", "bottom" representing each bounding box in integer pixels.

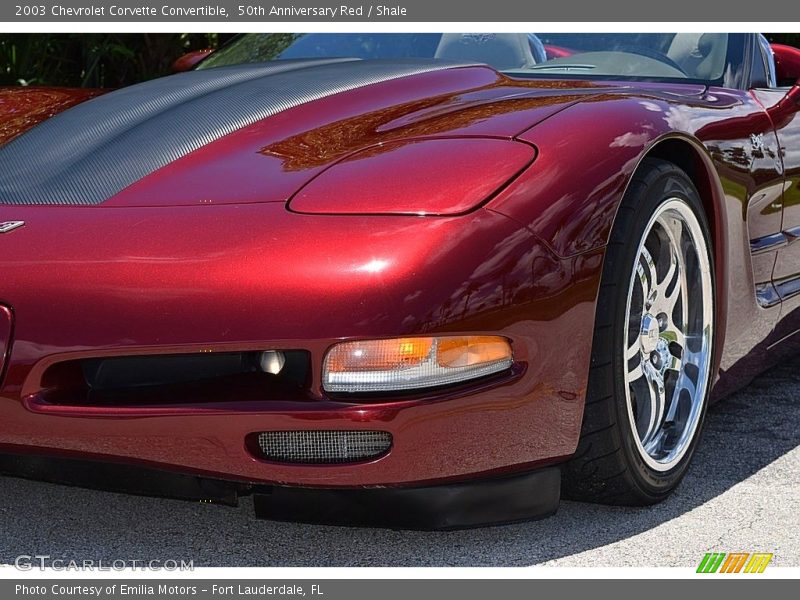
[
  {"left": 509, "top": 104, "right": 734, "bottom": 389},
  {"left": 625, "top": 134, "right": 730, "bottom": 386}
]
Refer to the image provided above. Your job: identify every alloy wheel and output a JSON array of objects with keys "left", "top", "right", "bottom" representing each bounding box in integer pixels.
[{"left": 623, "top": 198, "right": 713, "bottom": 472}]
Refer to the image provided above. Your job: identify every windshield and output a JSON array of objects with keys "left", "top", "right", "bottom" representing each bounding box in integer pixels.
[{"left": 197, "top": 33, "right": 741, "bottom": 85}]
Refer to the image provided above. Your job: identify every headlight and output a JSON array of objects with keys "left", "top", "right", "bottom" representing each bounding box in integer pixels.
[
  {"left": 322, "top": 336, "right": 513, "bottom": 393},
  {"left": 288, "top": 138, "right": 535, "bottom": 215}
]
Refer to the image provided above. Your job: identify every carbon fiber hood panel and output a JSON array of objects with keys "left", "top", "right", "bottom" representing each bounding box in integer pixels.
[{"left": 0, "top": 58, "right": 472, "bottom": 206}]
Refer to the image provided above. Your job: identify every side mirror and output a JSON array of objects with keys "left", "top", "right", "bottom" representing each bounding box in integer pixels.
[
  {"left": 171, "top": 49, "right": 214, "bottom": 73},
  {"left": 767, "top": 44, "right": 800, "bottom": 123},
  {"left": 771, "top": 43, "right": 800, "bottom": 88}
]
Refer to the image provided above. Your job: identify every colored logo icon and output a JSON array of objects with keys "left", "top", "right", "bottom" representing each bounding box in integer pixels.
[{"left": 697, "top": 552, "right": 773, "bottom": 573}]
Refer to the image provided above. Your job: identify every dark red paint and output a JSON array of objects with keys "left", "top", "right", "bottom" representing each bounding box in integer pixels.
[
  {"left": 103, "top": 68, "right": 592, "bottom": 207},
  {"left": 543, "top": 44, "right": 575, "bottom": 59},
  {"left": 772, "top": 43, "right": 800, "bottom": 84},
  {"left": 1, "top": 58, "right": 800, "bottom": 489},
  {"left": 0, "top": 86, "right": 105, "bottom": 147},
  {"left": 0, "top": 306, "right": 11, "bottom": 384},
  {"left": 171, "top": 49, "right": 214, "bottom": 73},
  {"left": 289, "top": 138, "right": 536, "bottom": 215}
]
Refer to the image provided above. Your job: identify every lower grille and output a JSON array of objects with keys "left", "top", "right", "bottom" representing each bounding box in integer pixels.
[{"left": 256, "top": 430, "right": 392, "bottom": 464}]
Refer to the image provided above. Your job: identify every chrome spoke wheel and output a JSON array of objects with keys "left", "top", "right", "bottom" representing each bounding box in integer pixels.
[{"left": 623, "top": 198, "right": 713, "bottom": 472}]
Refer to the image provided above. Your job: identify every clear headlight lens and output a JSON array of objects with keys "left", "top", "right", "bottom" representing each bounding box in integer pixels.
[{"left": 322, "top": 336, "right": 513, "bottom": 393}]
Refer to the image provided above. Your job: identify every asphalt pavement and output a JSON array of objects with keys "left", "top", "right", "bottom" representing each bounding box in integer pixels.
[{"left": 0, "top": 354, "right": 798, "bottom": 568}]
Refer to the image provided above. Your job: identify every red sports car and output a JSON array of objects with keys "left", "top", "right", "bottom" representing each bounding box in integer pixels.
[{"left": 1, "top": 33, "right": 799, "bottom": 529}]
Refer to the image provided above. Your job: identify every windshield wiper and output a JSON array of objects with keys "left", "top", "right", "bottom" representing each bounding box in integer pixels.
[{"left": 529, "top": 64, "right": 596, "bottom": 71}]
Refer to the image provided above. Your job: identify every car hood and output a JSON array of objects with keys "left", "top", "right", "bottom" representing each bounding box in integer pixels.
[
  {"left": 0, "top": 59, "right": 609, "bottom": 208},
  {"left": 0, "top": 86, "right": 106, "bottom": 148}
]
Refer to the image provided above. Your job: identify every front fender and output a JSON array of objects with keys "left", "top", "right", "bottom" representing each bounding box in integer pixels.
[
  {"left": 492, "top": 87, "right": 779, "bottom": 257},
  {"left": 490, "top": 86, "right": 785, "bottom": 398}
]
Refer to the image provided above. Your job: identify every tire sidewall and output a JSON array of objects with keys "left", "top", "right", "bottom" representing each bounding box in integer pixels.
[{"left": 610, "top": 165, "right": 715, "bottom": 500}]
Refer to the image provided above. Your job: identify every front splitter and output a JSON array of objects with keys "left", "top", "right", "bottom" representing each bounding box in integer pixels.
[
  {"left": 0, "top": 448, "right": 561, "bottom": 530},
  {"left": 253, "top": 467, "right": 561, "bottom": 530}
]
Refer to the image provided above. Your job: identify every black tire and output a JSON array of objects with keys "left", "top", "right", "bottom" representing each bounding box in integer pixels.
[{"left": 562, "top": 158, "right": 715, "bottom": 505}]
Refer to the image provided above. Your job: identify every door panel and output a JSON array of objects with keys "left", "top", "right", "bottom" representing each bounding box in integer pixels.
[{"left": 752, "top": 88, "right": 800, "bottom": 347}]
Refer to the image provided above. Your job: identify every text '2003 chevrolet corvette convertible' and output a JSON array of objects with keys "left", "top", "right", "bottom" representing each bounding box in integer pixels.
[{"left": 1, "top": 33, "right": 800, "bottom": 529}]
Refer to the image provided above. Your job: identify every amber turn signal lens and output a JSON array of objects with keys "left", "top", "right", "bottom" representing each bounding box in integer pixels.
[
  {"left": 436, "top": 336, "right": 513, "bottom": 368},
  {"left": 323, "top": 336, "right": 513, "bottom": 393},
  {"left": 325, "top": 337, "right": 434, "bottom": 372}
]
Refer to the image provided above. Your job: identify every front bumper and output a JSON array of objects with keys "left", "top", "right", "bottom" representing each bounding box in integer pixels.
[
  {"left": 6, "top": 363, "right": 573, "bottom": 487},
  {"left": 0, "top": 203, "right": 602, "bottom": 491}
]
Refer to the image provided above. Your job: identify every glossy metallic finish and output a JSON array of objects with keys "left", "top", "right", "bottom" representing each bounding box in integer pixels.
[
  {"left": 171, "top": 48, "right": 214, "bottom": 73},
  {"left": 624, "top": 199, "right": 713, "bottom": 471},
  {"left": 0, "top": 202, "right": 596, "bottom": 486},
  {"left": 0, "top": 86, "right": 105, "bottom": 147},
  {"left": 0, "top": 306, "right": 11, "bottom": 384},
  {"left": 0, "top": 38, "right": 798, "bottom": 492}
]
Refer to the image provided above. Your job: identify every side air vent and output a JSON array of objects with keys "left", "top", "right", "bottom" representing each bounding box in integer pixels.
[{"left": 255, "top": 430, "right": 392, "bottom": 464}]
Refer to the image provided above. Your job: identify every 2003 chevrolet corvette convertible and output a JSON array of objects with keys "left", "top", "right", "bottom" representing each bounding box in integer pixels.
[{"left": 1, "top": 32, "right": 799, "bottom": 529}]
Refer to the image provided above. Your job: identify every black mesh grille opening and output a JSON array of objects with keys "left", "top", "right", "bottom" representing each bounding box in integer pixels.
[{"left": 255, "top": 430, "right": 392, "bottom": 464}]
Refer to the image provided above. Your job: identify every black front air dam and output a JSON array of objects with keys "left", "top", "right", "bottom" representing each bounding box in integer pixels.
[
  {"left": 0, "top": 449, "right": 560, "bottom": 530},
  {"left": 252, "top": 467, "right": 561, "bottom": 530},
  {"left": 0, "top": 451, "right": 239, "bottom": 505}
]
